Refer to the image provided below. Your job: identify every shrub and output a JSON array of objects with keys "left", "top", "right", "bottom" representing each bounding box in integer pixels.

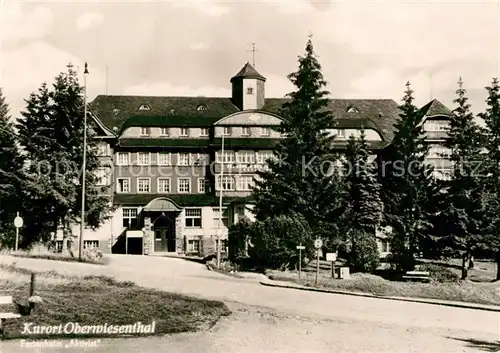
[
  {"left": 348, "top": 230, "right": 380, "bottom": 273},
  {"left": 418, "top": 263, "right": 460, "bottom": 283}
]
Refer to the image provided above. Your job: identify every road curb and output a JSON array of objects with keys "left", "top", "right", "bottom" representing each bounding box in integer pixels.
[{"left": 259, "top": 280, "right": 500, "bottom": 312}]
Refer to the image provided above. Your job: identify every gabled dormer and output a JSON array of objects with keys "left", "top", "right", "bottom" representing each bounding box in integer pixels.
[{"left": 230, "top": 62, "right": 266, "bottom": 111}]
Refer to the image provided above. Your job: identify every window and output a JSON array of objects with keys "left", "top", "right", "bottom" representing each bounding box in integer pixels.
[
  {"left": 191, "top": 153, "right": 207, "bottom": 165},
  {"left": 217, "top": 239, "right": 228, "bottom": 253},
  {"left": 425, "top": 120, "right": 449, "bottom": 132},
  {"left": 198, "top": 178, "right": 206, "bottom": 193},
  {"left": 260, "top": 127, "right": 270, "bottom": 136},
  {"left": 140, "top": 127, "right": 150, "bottom": 136},
  {"left": 200, "top": 128, "right": 209, "bottom": 136},
  {"left": 347, "top": 107, "right": 359, "bottom": 113},
  {"left": 236, "top": 206, "right": 245, "bottom": 217},
  {"left": 257, "top": 151, "right": 273, "bottom": 164},
  {"left": 158, "top": 178, "right": 171, "bottom": 193},
  {"left": 116, "top": 152, "right": 129, "bottom": 166},
  {"left": 213, "top": 208, "right": 229, "bottom": 228},
  {"left": 178, "top": 178, "right": 191, "bottom": 193},
  {"left": 97, "top": 143, "right": 110, "bottom": 156},
  {"left": 138, "top": 104, "right": 151, "bottom": 111},
  {"left": 241, "top": 127, "right": 251, "bottom": 136},
  {"left": 380, "top": 240, "right": 390, "bottom": 253},
  {"left": 178, "top": 153, "right": 190, "bottom": 166},
  {"left": 180, "top": 127, "right": 189, "bottom": 136},
  {"left": 337, "top": 129, "right": 345, "bottom": 138},
  {"left": 137, "top": 178, "right": 150, "bottom": 193},
  {"left": 185, "top": 208, "right": 201, "bottom": 228},
  {"left": 217, "top": 175, "right": 235, "bottom": 190},
  {"left": 237, "top": 151, "right": 255, "bottom": 164},
  {"left": 158, "top": 152, "right": 171, "bottom": 166},
  {"left": 238, "top": 175, "right": 254, "bottom": 191},
  {"left": 187, "top": 239, "right": 201, "bottom": 253},
  {"left": 54, "top": 240, "right": 63, "bottom": 253},
  {"left": 216, "top": 151, "right": 235, "bottom": 163},
  {"left": 160, "top": 127, "right": 169, "bottom": 136},
  {"left": 429, "top": 146, "right": 451, "bottom": 158},
  {"left": 247, "top": 87, "right": 254, "bottom": 95},
  {"left": 222, "top": 127, "right": 231, "bottom": 136},
  {"left": 84, "top": 240, "right": 99, "bottom": 249},
  {"left": 137, "top": 152, "right": 150, "bottom": 165},
  {"left": 122, "top": 208, "right": 138, "bottom": 228},
  {"left": 197, "top": 105, "right": 208, "bottom": 111},
  {"left": 117, "top": 178, "right": 130, "bottom": 193},
  {"left": 96, "top": 167, "right": 111, "bottom": 186}
]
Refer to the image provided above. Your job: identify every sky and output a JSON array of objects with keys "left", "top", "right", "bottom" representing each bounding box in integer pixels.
[{"left": 1, "top": 0, "right": 499, "bottom": 119}]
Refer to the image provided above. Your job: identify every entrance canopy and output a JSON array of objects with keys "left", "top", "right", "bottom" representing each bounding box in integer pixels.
[{"left": 143, "top": 197, "right": 182, "bottom": 212}]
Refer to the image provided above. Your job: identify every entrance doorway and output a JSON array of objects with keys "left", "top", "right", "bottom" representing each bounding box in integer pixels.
[{"left": 153, "top": 216, "right": 175, "bottom": 252}]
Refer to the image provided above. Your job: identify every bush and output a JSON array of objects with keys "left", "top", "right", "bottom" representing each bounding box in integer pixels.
[
  {"left": 348, "top": 230, "right": 380, "bottom": 273},
  {"left": 417, "top": 263, "right": 460, "bottom": 283}
]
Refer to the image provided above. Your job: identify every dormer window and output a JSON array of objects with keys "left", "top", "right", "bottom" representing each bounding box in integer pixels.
[
  {"left": 138, "top": 105, "right": 151, "bottom": 111},
  {"left": 260, "top": 127, "right": 270, "bottom": 136},
  {"left": 241, "top": 127, "right": 251, "bottom": 136},
  {"left": 200, "top": 128, "right": 209, "bottom": 136},
  {"left": 170, "top": 109, "right": 176, "bottom": 115},
  {"left": 337, "top": 129, "right": 345, "bottom": 138},
  {"left": 160, "top": 127, "right": 169, "bottom": 136},
  {"left": 222, "top": 127, "right": 231, "bottom": 136},
  {"left": 196, "top": 105, "right": 208, "bottom": 111},
  {"left": 180, "top": 127, "right": 189, "bottom": 137},
  {"left": 140, "top": 127, "right": 151, "bottom": 136},
  {"left": 247, "top": 87, "right": 254, "bottom": 95},
  {"left": 347, "top": 107, "right": 359, "bottom": 113},
  {"left": 112, "top": 109, "right": 120, "bottom": 115}
]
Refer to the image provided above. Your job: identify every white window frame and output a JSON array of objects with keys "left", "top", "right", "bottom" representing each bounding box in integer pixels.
[
  {"left": 157, "top": 178, "right": 171, "bottom": 194},
  {"left": 157, "top": 152, "right": 171, "bottom": 166},
  {"left": 187, "top": 239, "right": 201, "bottom": 253},
  {"left": 337, "top": 129, "right": 345, "bottom": 138},
  {"left": 83, "top": 240, "right": 99, "bottom": 249},
  {"left": 178, "top": 178, "right": 191, "bottom": 193},
  {"left": 96, "top": 167, "right": 111, "bottom": 186},
  {"left": 241, "top": 127, "right": 251, "bottom": 136},
  {"left": 116, "top": 178, "right": 130, "bottom": 193},
  {"left": 137, "top": 152, "right": 151, "bottom": 166},
  {"left": 178, "top": 153, "right": 190, "bottom": 166},
  {"left": 185, "top": 208, "right": 202, "bottom": 228},
  {"left": 160, "top": 127, "right": 170, "bottom": 136},
  {"left": 237, "top": 175, "right": 254, "bottom": 191},
  {"left": 97, "top": 143, "right": 110, "bottom": 156},
  {"left": 222, "top": 127, "right": 231, "bottom": 136},
  {"left": 137, "top": 178, "right": 151, "bottom": 193},
  {"left": 122, "top": 208, "right": 138, "bottom": 228},
  {"left": 180, "top": 127, "right": 189, "bottom": 137},
  {"left": 257, "top": 151, "right": 273, "bottom": 164},
  {"left": 217, "top": 175, "right": 235, "bottom": 191},
  {"left": 260, "top": 127, "right": 270, "bottom": 136},
  {"left": 200, "top": 128, "right": 209, "bottom": 136},
  {"left": 116, "top": 152, "right": 130, "bottom": 166},
  {"left": 140, "top": 127, "right": 151, "bottom": 136},
  {"left": 216, "top": 151, "right": 235, "bottom": 164},
  {"left": 237, "top": 151, "right": 255, "bottom": 164},
  {"left": 212, "top": 208, "right": 229, "bottom": 228},
  {"left": 198, "top": 178, "right": 206, "bottom": 193}
]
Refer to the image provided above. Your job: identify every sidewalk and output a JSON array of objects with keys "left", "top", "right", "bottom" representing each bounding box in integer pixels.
[{"left": 260, "top": 278, "right": 500, "bottom": 312}]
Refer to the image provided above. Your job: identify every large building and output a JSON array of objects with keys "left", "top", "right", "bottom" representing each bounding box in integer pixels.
[{"left": 72, "top": 62, "right": 454, "bottom": 258}]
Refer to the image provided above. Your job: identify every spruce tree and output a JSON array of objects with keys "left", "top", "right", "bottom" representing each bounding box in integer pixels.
[
  {"left": 380, "top": 82, "right": 437, "bottom": 271},
  {"left": 441, "top": 78, "right": 487, "bottom": 279},
  {"left": 252, "top": 37, "right": 344, "bottom": 247},
  {"left": 479, "top": 78, "right": 500, "bottom": 280},
  {"left": 16, "top": 64, "right": 113, "bottom": 252},
  {"left": 0, "top": 88, "right": 25, "bottom": 247}
]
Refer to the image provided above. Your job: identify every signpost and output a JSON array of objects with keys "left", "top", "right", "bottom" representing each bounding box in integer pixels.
[
  {"left": 13, "top": 212, "right": 23, "bottom": 251},
  {"left": 296, "top": 244, "right": 305, "bottom": 278},
  {"left": 326, "top": 252, "right": 337, "bottom": 278},
  {"left": 313, "top": 238, "right": 323, "bottom": 286}
]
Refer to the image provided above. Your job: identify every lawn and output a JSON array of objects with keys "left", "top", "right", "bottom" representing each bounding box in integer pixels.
[
  {"left": 7, "top": 245, "right": 108, "bottom": 265},
  {"left": 266, "top": 259, "right": 500, "bottom": 306},
  {"left": 0, "top": 264, "right": 231, "bottom": 340}
]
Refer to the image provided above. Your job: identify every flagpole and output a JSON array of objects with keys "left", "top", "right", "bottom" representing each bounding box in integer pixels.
[
  {"left": 217, "top": 130, "right": 224, "bottom": 269},
  {"left": 79, "top": 63, "right": 89, "bottom": 260}
]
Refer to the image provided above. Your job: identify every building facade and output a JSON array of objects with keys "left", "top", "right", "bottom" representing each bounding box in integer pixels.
[{"left": 71, "top": 62, "right": 453, "bottom": 258}]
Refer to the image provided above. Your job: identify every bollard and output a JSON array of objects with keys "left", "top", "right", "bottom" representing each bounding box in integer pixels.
[{"left": 30, "top": 273, "right": 35, "bottom": 296}]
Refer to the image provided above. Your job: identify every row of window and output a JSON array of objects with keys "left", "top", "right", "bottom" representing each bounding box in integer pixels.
[
  {"left": 122, "top": 207, "right": 229, "bottom": 228},
  {"left": 136, "top": 104, "right": 209, "bottom": 112},
  {"left": 116, "top": 175, "right": 255, "bottom": 194},
  {"left": 186, "top": 239, "right": 228, "bottom": 254},
  {"left": 53, "top": 240, "right": 99, "bottom": 253},
  {"left": 115, "top": 151, "right": 274, "bottom": 166},
  {"left": 138, "top": 126, "right": 272, "bottom": 137}
]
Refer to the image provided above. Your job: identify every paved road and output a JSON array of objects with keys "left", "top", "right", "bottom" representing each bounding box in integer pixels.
[{"left": 1, "top": 255, "right": 499, "bottom": 352}]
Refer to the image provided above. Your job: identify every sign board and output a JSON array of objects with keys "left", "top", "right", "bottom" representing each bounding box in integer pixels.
[
  {"left": 326, "top": 253, "right": 337, "bottom": 262},
  {"left": 314, "top": 238, "right": 323, "bottom": 249},
  {"left": 14, "top": 216, "right": 23, "bottom": 228},
  {"left": 296, "top": 245, "right": 305, "bottom": 250}
]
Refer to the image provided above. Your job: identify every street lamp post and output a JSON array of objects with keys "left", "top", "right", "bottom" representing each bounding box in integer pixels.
[
  {"left": 217, "top": 130, "right": 224, "bottom": 269},
  {"left": 79, "top": 62, "right": 89, "bottom": 261}
]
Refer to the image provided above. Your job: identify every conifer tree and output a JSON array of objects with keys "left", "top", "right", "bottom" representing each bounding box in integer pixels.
[
  {"left": 440, "top": 78, "right": 487, "bottom": 279},
  {"left": 0, "top": 88, "right": 25, "bottom": 247},
  {"left": 479, "top": 78, "right": 500, "bottom": 280},
  {"left": 252, "top": 37, "right": 344, "bottom": 247},
  {"left": 380, "top": 82, "right": 437, "bottom": 271},
  {"left": 16, "top": 64, "right": 113, "bottom": 251}
]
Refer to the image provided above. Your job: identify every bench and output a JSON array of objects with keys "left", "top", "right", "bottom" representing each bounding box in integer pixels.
[
  {"left": 402, "top": 271, "right": 431, "bottom": 282},
  {"left": 0, "top": 295, "right": 21, "bottom": 337}
]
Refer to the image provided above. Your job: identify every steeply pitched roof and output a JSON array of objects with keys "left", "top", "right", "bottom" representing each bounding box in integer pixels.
[
  {"left": 419, "top": 99, "right": 453, "bottom": 117},
  {"left": 230, "top": 62, "right": 266, "bottom": 82}
]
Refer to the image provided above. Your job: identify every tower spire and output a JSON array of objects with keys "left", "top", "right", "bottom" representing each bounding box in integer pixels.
[{"left": 247, "top": 43, "right": 257, "bottom": 67}]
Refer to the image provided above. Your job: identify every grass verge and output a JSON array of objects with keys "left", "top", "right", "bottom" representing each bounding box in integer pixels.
[
  {"left": 266, "top": 270, "right": 500, "bottom": 306},
  {"left": 9, "top": 252, "right": 108, "bottom": 265},
  {"left": 0, "top": 264, "right": 231, "bottom": 340}
]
